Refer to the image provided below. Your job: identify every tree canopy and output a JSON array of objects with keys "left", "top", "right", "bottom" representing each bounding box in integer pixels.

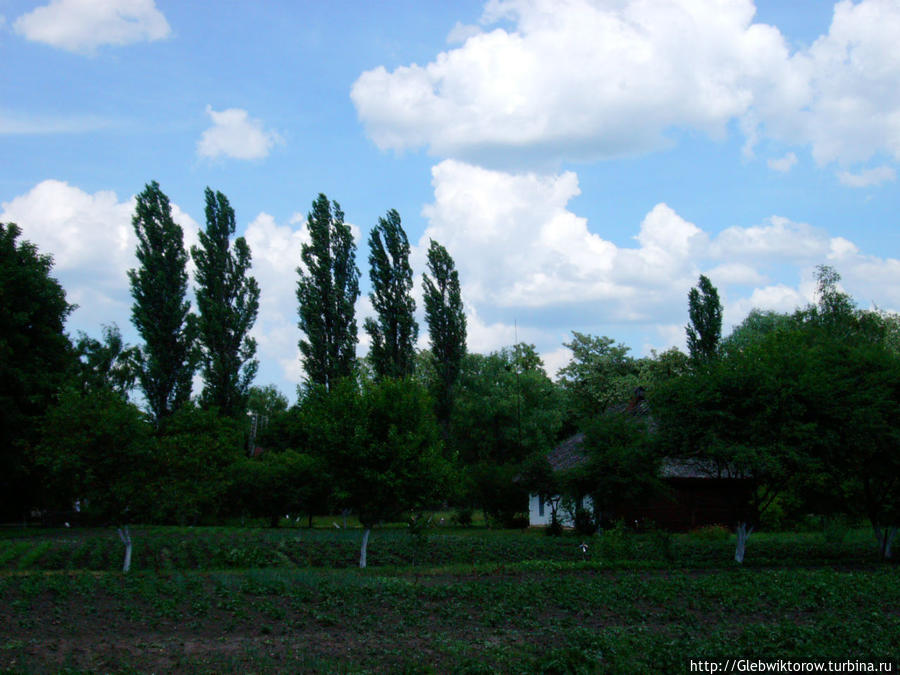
[
  {"left": 192, "top": 187, "right": 260, "bottom": 417},
  {"left": 296, "top": 194, "right": 360, "bottom": 391},
  {"left": 128, "top": 181, "right": 197, "bottom": 422}
]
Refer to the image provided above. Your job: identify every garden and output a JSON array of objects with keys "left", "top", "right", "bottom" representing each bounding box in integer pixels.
[{"left": 1, "top": 522, "right": 898, "bottom": 673}]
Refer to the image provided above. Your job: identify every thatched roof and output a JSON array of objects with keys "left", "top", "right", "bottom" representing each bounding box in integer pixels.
[{"left": 547, "top": 435, "right": 728, "bottom": 480}]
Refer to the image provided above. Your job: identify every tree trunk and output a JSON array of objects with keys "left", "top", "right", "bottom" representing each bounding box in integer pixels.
[
  {"left": 359, "top": 527, "right": 371, "bottom": 569},
  {"left": 873, "top": 524, "right": 897, "bottom": 560},
  {"left": 734, "top": 522, "right": 753, "bottom": 564},
  {"left": 117, "top": 526, "right": 133, "bottom": 573}
]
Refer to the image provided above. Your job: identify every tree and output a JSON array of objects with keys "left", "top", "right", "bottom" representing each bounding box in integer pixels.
[
  {"left": 192, "top": 188, "right": 260, "bottom": 417},
  {"left": 686, "top": 274, "right": 723, "bottom": 364},
  {"left": 229, "top": 450, "right": 325, "bottom": 528},
  {"left": 364, "top": 209, "right": 418, "bottom": 379},
  {"left": 557, "top": 332, "right": 636, "bottom": 423},
  {"left": 0, "top": 223, "right": 74, "bottom": 519},
  {"left": 570, "top": 411, "right": 662, "bottom": 532},
  {"left": 451, "top": 346, "right": 565, "bottom": 525},
  {"left": 422, "top": 239, "right": 466, "bottom": 426},
  {"left": 73, "top": 323, "right": 138, "bottom": 398},
  {"left": 128, "top": 181, "right": 197, "bottom": 422},
  {"left": 296, "top": 194, "right": 360, "bottom": 391},
  {"left": 37, "top": 388, "right": 152, "bottom": 572},
  {"left": 305, "top": 377, "right": 449, "bottom": 567}
]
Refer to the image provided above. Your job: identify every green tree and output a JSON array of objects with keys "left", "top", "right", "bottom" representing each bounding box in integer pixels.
[
  {"left": 305, "top": 377, "right": 449, "bottom": 567},
  {"left": 686, "top": 274, "right": 723, "bottom": 364},
  {"left": 557, "top": 332, "right": 636, "bottom": 422},
  {"left": 73, "top": 323, "right": 138, "bottom": 398},
  {"left": 296, "top": 194, "right": 360, "bottom": 391},
  {"left": 422, "top": 239, "right": 466, "bottom": 426},
  {"left": 570, "top": 412, "right": 662, "bottom": 531},
  {"left": 0, "top": 223, "right": 74, "bottom": 519},
  {"left": 37, "top": 388, "right": 152, "bottom": 572},
  {"left": 452, "top": 346, "right": 564, "bottom": 524},
  {"left": 128, "top": 181, "right": 197, "bottom": 422},
  {"left": 364, "top": 209, "right": 418, "bottom": 379},
  {"left": 192, "top": 188, "right": 260, "bottom": 417},
  {"left": 229, "top": 450, "right": 325, "bottom": 528}
]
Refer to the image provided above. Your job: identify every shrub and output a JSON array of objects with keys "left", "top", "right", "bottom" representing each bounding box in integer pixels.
[{"left": 689, "top": 524, "right": 731, "bottom": 541}]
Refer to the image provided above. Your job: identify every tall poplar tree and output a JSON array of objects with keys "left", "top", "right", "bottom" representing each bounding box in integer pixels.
[
  {"left": 296, "top": 194, "right": 360, "bottom": 390},
  {"left": 128, "top": 181, "right": 197, "bottom": 422},
  {"left": 364, "top": 209, "right": 417, "bottom": 379},
  {"left": 191, "top": 188, "right": 260, "bottom": 417},
  {"left": 686, "top": 274, "right": 723, "bottom": 365},
  {"left": 422, "top": 239, "right": 466, "bottom": 425}
]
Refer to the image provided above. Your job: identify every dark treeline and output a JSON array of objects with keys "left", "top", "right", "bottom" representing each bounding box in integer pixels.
[{"left": 2, "top": 182, "right": 898, "bottom": 570}]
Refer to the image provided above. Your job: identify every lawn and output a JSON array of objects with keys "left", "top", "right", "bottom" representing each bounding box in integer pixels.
[{"left": 0, "top": 524, "right": 897, "bottom": 673}]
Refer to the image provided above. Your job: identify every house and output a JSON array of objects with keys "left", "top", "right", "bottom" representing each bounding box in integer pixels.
[{"left": 528, "top": 391, "right": 753, "bottom": 530}]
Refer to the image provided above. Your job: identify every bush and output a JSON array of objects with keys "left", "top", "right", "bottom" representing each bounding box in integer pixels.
[
  {"left": 453, "top": 508, "right": 474, "bottom": 527},
  {"left": 689, "top": 524, "right": 731, "bottom": 541},
  {"left": 573, "top": 509, "right": 598, "bottom": 537}
]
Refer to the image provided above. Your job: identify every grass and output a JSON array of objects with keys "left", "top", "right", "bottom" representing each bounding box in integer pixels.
[{"left": 0, "top": 523, "right": 897, "bottom": 673}]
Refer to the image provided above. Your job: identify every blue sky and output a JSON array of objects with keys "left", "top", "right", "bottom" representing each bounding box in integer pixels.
[{"left": 3, "top": 0, "right": 900, "bottom": 401}]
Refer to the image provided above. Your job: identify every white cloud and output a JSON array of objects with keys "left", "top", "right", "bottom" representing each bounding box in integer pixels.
[
  {"left": 837, "top": 165, "right": 896, "bottom": 188},
  {"left": 0, "top": 180, "right": 198, "bottom": 335},
  {"left": 352, "top": 0, "right": 900, "bottom": 171},
  {"left": 197, "top": 106, "right": 283, "bottom": 161},
  {"left": 13, "top": 0, "right": 170, "bottom": 53},
  {"left": 415, "top": 160, "right": 900, "bottom": 359},
  {"left": 352, "top": 0, "right": 797, "bottom": 164},
  {"left": 767, "top": 152, "right": 797, "bottom": 173}
]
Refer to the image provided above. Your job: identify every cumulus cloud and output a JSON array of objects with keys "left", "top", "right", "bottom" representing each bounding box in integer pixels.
[
  {"left": 13, "top": 0, "right": 170, "bottom": 53},
  {"left": 197, "top": 106, "right": 283, "bottom": 161},
  {"left": 352, "top": 0, "right": 900, "bottom": 171},
  {"left": 837, "top": 165, "right": 896, "bottom": 188},
  {"left": 0, "top": 180, "right": 198, "bottom": 334},
  {"left": 767, "top": 152, "right": 798, "bottom": 173},
  {"left": 414, "top": 160, "right": 900, "bottom": 361}
]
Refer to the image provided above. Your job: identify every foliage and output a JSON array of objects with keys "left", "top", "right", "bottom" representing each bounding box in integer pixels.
[
  {"left": 296, "top": 194, "right": 360, "bottom": 391},
  {"left": 364, "top": 209, "right": 418, "bottom": 379},
  {"left": 0, "top": 222, "right": 75, "bottom": 518},
  {"left": 72, "top": 323, "right": 138, "bottom": 398},
  {"left": 229, "top": 450, "right": 326, "bottom": 527},
  {"left": 128, "top": 181, "right": 198, "bottom": 422},
  {"left": 569, "top": 410, "right": 661, "bottom": 528},
  {"left": 452, "top": 346, "right": 564, "bottom": 468},
  {"left": 191, "top": 187, "right": 260, "bottom": 417},
  {"left": 686, "top": 274, "right": 723, "bottom": 364},
  {"left": 422, "top": 239, "right": 466, "bottom": 426},
  {"left": 300, "top": 377, "right": 451, "bottom": 553},
  {"left": 36, "top": 388, "right": 152, "bottom": 524},
  {"left": 150, "top": 404, "right": 245, "bottom": 525},
  {"left": 557, "top": 332, "right": 637, "bottom": 423},
  {"left": 246, "top": 384, "right": 289, "bottom": 418}
]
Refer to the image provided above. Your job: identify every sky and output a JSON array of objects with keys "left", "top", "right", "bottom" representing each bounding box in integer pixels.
[{"left": 3, "top": 0, "right": 900, "bottom": 402}]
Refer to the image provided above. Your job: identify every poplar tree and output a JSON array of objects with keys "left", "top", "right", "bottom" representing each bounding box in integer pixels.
[
  {"left": 686, "top": 274, "right": 723, "bottom": 364},
  {"left": 191, "top": 188, "right": 260, "bottom": 417},
  {"left": 128, "top": 181, "right": 197, "bottom": 422},
  {"left": 296, "top": 194, "right": 360, "bottom": 390},
  {"left": 422, "top": 239, "right": 466, "bottom": 425},
  {"left": 364, "top": 209, "right": 418, "bottom": 379}
]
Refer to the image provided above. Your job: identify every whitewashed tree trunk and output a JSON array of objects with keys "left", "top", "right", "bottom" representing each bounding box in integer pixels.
[
  {"left": 873, "top": 524, "right": 897, "bottom": 560},
  {"left": 734, "top": 522, "right": 753, "bottom": 564},
  {"left": 118, "top": 526, "right": 133, "bottom": 573},
  {"left": 359, "top": 527, "right": 371, "bottom": 569}
]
